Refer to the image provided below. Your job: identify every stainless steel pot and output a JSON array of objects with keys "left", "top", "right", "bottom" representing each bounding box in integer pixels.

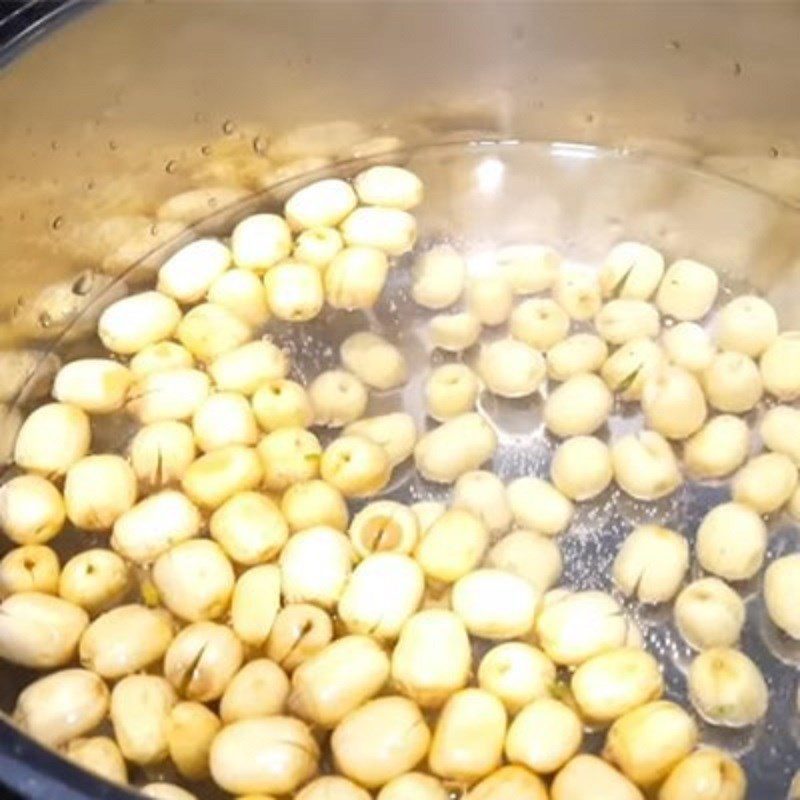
[{"left": 2, "top": 3, "right": 800, "bottom": 799}]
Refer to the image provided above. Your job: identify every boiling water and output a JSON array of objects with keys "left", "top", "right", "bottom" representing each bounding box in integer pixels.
[{"left": 3, "top": 141, "right": 800, "bottom": 798}]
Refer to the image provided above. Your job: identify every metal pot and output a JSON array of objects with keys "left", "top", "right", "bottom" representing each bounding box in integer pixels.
[{"left": 1, "top": 3, "right": 800, "bottom": 798}]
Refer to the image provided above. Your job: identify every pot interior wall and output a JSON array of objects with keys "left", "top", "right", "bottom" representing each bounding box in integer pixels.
[{"left": 0, "top": 1, "right": 800, "bottom": 315}]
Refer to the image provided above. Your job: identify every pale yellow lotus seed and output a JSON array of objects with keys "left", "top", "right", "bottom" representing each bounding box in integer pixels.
[
  {"left": 391, "top": 609, "right": 471, "bottom": 708},
  {"left": 452, "top": 568, "right": 539, "bottom": 639},
  {"left": 613, "top": 525, "right": 689, "bottom": 604},
  {"left": 252, "top": 379, "right": 313, "bottom": 431},
  {"left": 79, "top": 604, "right": 173, "bottom": 679},
  {"left": 340, "top": 331, "right": 408, "bottom": 391},
  {"left": 550, "top": 436, "right": 613, "bottom": 501},
  {"left": 129, "top": 341, "right": 194, "bottom": 378},
  {"left": 348, "top": 500, "right": 419, "bottom": 559},
  {"left": 157, "top": 238, "right": 231, "bottom": 304},
  {"left": 659, "top": 748, "right": 747, "bottom": 800},
  {"left": 230, "top": 565, "right": 281, "bottom": 647},
  {"left": 340, "top": 206, "right": 417, "bottom": 256},
  {"left": 308, "top": 369, "right": 368, "bottom": 428},
  {"left": 13, "top": 668, "right": 109, "bottom": 748},
  {"left": 661, "top": 321, "right": 716, "bottom": 373},
  {"left": 601, "top": 337, "right": 666, "bottom": 401},
  {"left": 411, "top": 245, "right": 466, "bottom": 310},
  {"left": 281, "top": 479, "right": 349, "bottom": 533},
  {"left": 53, "top": 359, "right": 132, "bottom": 414},
  {"left": 496, "top": 243, "right": 561, "bottom": 295},
  {"left": 466, "top": 275, "right": 514, "bottom": 326},
  {"left": 695, "top": 502, "right": 767, "bottom": 581},
  {"left": 674, "top": 577, "right": 745, "bottom": 650},
  {"left": 289, "top": 635, "right": 389, "bottom": 727},
  {"left": 263, "top": 261, "right": 324, "bottom": 322},
  {"left": 683, "top": 415, "right": 750, "bottom": 479},
  {"left": 337, "top": 553, "right": 424, "bottom": 639},
  {"left": 600, "top": 241, "right": 665, "bottom": 300},
  {"left": 14, "top": 402, "right": 90, "bottom": 477},
  {"left": 279, "top": 526, "right": 353, "bottom": 609},
  {"left": 571, "top": 647, "right": 664, "bottom": 724},
  {"left": 603, "top": 701, "right": 698, "bottom": 788},
  {"left": 331, "top": 696, "right": 430, "bottom": 788},
  {"left": 611, "top": 431, "right": 682, "bottom": 500},
  {"left": 176, "top": 302, "right": 252, "bottom": 362},
  {"left": 763, "top": 553, "right": 800, "bottom": 639},
  {"left": 231, "top": 214, "right": 292, "bottom": 271},
  {"left": 325, "top": 247, "right": 389, "bottom": 310},
  {"left": 0, "top": 545, "right": 59, "bottom": 597},
  {"left": 761, "top": 331, "right": 800, "bottom": 400},
  {"left": 452, "top": 470, "right": 512, "bottom": 536},
  {"left": 353, "top": 165, "right": 423, "bottom": 210},
  {"left": 760, "top": 405, "right": 800, "bottom": 465},
  {"left": 377, "top": 773, "right": 448, "bottom": 800},
  {"left": 58, "top": 549, "right": 129, "bottom": 613},
  {"left": 505, "top": 698, "right": 583, "bottom": 774},
  {"left": 207, "top": 269, "right": 271, "bottom": 328},
  {"left": 655, "top": 259, "right": 719, "bottom": 321},
  {"left": 0, "top": 475, "right": 65, "bottom": 545},
  {"left": 429, "top": 689, "right": 507, "bottom": 783},
  {"left": 192, "top": 392, "right": 259, "bottom": 452},
  {"left": 64, "top": 455, "right": 137, "bottom": 531},
  {"left": 64, "top": 736, "right": 127, "bottom": 785},
  {"left": 110, "top": 674, "right": 176, "bottom": 765},
  {"left": 509, "top": 298, "right": 570, "bottom": 350},
  {"left": 293, "top": 226, "right": 344, "bottom": 268},
  {"left": 167, "top": 701, "right": 221, "bottom": 781},
  {"left": 98, "top": 291, "right": 182, "bottom": 355},
  {"left": 551, "top": 755, "right": 643, "bottom": 800},
  {"left": 553, "top": 269, "right": 602, "bottom": 321},
  {"left": 731, "top": 452, "right": 798, "bottom": 514},
  {"left": 715, "top": 294, "right": 778, "bottom": 357},
  {"left": 546, "top": 333, "right": 608, "bottom": 382},
  {"left": 153, "top": 540, "right": 235, "bottom": 623},
  {"left": 535, "top": 590, "right": 628, "bottom": 666},
  {"left": 477, "top": 642, "right": 556, "bottom": 714},
  {"left": 209, "top": 340, "right": 289, "bottom": 396},
  {"left": 414, "top": 412, "right": 497, "bottom": 483},
  {"left": 424, "top": 363, "right": 480, "bottom": 422},
  {"left": 428, "top": 311, "right": 482, "bottom": 352},
  {"left": 219, "top": 658, "right": 289, "bottom": 723},
  {"left": 477, "top": 338, "right": 546, "bottom": 398},
  {"left": 345, "top": 412, "right": 417, "bottom": 467},
  {"left": 703, "top": 351, "right": 763, "bottom": 413},
  {"left": 182, "top": 445, "right": 263, "bottom": 509},
  {"left": 321, "top": 434, "right": 391, "bottom": 497},
  {"left": 486, "top": 529, "right": 563, "bottom": 591},
  {"left": 266, "top": 603, "right": 333, "bottom": 672},
  {"left": 641, "top": 365, "right": 707, "bottom": 440},
  {"left": 208, "top": 716, "right": 318, "bottom": 796},
  {"left": 126, "top": 369, "right": 211, "bottom": 424},
  {"left": 285, "top": 178, "right": 357, "bottom": 230},
  {"left": 414, "top": 509, "right": 488, "bottom": 583},
  {"left": 595, "top": 299, "right": 661, "bottom": 345},
  {"left": 507, "top": 476, "right": 574, "bottom": 536},
  {"left": 688, "top": 647, "right": 768, "bottom": 727},
  {"left": 544, "top": 373, "right": 613, "bottom": 437},
  {"left": 209, "top": 491, "right": 288, "bottom": 565}
]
